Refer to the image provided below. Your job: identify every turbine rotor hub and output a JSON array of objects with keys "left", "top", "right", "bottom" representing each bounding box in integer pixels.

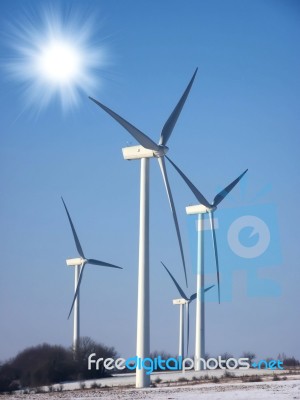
[
  {"left": 154, "top": 145, "right": 169, "bottom": 158},
  {"left": 208, "top": 206, "right": 217, "bottom": 212}
]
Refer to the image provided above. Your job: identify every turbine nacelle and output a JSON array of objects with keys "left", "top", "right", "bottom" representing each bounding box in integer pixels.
[
  {"left": 173, "top": 298, "right": 188, "bottom": 305},
  {"left": 186, "top": 204, "right": 216, "bottom": 215},
  {"left": 122, "top": 145, "right": 154, "bottom": 160},
  {"left": 66, "top": 257, "right": 85, "bottom": 266},
  {"left": 122, "top": 144, "right": 169, "bottom": 160}
]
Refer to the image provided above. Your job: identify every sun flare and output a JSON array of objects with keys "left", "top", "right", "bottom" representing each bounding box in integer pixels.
[
  {"left": 37, "top": 40, "right": 81, "bottom": 84},
  {"left": 5, "top": 7, "right": 108, "bottom": 112}
]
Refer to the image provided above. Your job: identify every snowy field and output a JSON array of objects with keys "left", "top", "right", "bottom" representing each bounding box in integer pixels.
[
  {"left": 1, "top": 379, "right": 299, "bottom": 400},
  {"left": 1, "top": 373, "right": 299, "bottom": 400},
  {"left": 20, "top": 367, "right": 297, "bottom": 391}
]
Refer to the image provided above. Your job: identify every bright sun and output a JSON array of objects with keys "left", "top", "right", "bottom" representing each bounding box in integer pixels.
[
  {"left": 37, "top": 40, "right": 81, "bottom": 84},
  {"left": 6, "top": 7, "right": 108, "bottom": 112}
]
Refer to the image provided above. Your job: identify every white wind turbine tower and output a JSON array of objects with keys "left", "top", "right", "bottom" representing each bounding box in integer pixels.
[
  {"left": 166, "top": 158, "right": 247, "bottom": 370},
  {"left": 61, "top": 198, "right": 122, "bottom": 357},
  {"left": 89, "top": 69, "right": 197, "bottom": 388},
  {"left": 161, "top": 262, "right": 214, "bottom": 360}
]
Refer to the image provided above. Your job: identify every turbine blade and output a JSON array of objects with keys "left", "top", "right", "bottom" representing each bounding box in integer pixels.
[
  {"left": 204, "top": 284, "right": 215, "bottom": 293},
  {"left": 208, "top": 211, "right": 220, "bottom": 303},
  {"left": 61, "top": 197, "right": 84, "bottom": 258},
  {"left": 89, "top": 97, "right": 160, "bottom": 151},
  {"left": 213, "top": 169, "right": 248, "bottom": 207},
  {"left": 161, "top": 262, "right": 188, "bottom": 301},
  {"left": 159, "top": 68, "right": 198, "bottom": 146},
  {"left": 68, "top": 263, "right": 86, "bottom": 319},
  {"left": 186, "top": 302, "right": 190, "bottom": 356},
  {"left": 87, "top": 259, "right": 123, "bottom": 269},
  {"left": 158, "top": 157, "right": 188, "bottom": 287},
  {"left": 189, "top": 285, "right": 214, "bottom": 302},
  {"left": 189, "top": 292, "right": 197, "bottom": 302},
  {"left": 166, "top": 156, "right": 211, "bottom": 209}
]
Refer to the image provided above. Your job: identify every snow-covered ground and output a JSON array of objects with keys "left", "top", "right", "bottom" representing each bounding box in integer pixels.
[
  {"left": 31, "top": 367, "right": 295, "bottom": 391},
  {"left": 2, "top": 374, "right": 299, "bottom": 400},
  {"left": 2, "top": 379, "right": 300, "bottom": 400}
]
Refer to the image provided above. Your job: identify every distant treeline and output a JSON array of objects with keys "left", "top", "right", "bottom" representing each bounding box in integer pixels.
[{"left": 0, "top": 337, "right": 117, "bottom": 392}]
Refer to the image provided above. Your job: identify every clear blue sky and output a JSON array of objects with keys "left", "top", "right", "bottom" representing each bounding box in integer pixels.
[{"left": 0, "top": 0, "right": 299, "bottom": 362}]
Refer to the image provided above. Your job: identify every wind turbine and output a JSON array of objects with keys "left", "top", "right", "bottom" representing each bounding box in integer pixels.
[
  {"left": 89, "top": 69, "right": 197, "bottom": 388},
  {"left": 166, "top": 157, "right": 247, "bottom": 370},
  {"left": 161, "top": 262, "right": 214, "bottom": 360},
  {"left": 61, "top": 197, "right": 122, "bottom": 357}
]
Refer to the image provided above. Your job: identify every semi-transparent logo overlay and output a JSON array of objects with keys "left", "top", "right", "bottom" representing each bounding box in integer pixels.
[
  {"left": 88, "top": 354, "right": 284, "bottom": 375},
  {"left": 187, "top": 183, "right": 282, "bottom": 301}
]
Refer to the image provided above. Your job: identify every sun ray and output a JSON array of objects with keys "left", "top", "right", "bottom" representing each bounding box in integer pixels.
[{"left": 3, "top": 5, "right": 109, "bottom": 113}]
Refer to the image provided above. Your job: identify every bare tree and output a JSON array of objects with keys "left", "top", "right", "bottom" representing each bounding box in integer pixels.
[{"left": 242, "top": 351, "right": 256, "bottom": 365}]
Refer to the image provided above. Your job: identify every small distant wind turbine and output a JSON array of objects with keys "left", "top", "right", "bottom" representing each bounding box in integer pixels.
[
  {"left": 166, "top": 157, "right": 247, "bottom": 370},
  {"left": 161, "top": 262, "right": 214, "bottom": 359},
  {"left": 89, "top": 69, "right": 197, "bottom": 388},
  {"left": 61, "top": 197, "right": 122, "bottom": 356}
]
